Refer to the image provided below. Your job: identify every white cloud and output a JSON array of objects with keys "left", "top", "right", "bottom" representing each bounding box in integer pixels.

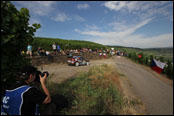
[
  {"left": 104, "top": 1, "right": 127, "bottom": 11},
  {"left": 77, "top": 18, "right": 152, "bottom": 37},
  {"left": 126, "top": 1, "right": 139, "bottom": 12},
  {"left": 85, "top": 24, "right": 100, "bottom": 31},
  {"left": 75, "top": 18, "right": 173, "bottom": 48},
  {"left": 53, "top": 13, "right": 70, "bottom": 22},
  {"left": 109, "top": 21, "right": 128, "bottom": 32},
  {"left": 73, "top": 15, "right": 86, "bottom": 22},
  {"left": 52, "top": 13, "right": 86, "bottom": 23},
  {"left": 104, "top": 1, "right": 173, "bottom": 20},
  {"left": 77, "top": 3, "right": 90, "bottom": 9},
  {"left": 14, "top": 1, "right": 56, "bottom": 16}
]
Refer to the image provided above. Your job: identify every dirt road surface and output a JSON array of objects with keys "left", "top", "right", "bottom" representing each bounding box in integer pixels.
[
  {"left": 37, "top": 56, "right": 173, "bottom": 115},
  {"left": 114, "top": 56, "right": 173, "bottom": 115}
]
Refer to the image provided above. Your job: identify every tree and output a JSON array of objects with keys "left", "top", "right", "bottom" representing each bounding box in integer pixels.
[{"left": 1, "top": 1, "right": 41, "bottom": 92}]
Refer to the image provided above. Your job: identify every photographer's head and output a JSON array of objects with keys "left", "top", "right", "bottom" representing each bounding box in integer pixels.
[
  {"left": 18, "top": 65, "right": 49, "bottom": 85},
  {"left": 19, "top": 65, "right": 38, "bottom": 85}
]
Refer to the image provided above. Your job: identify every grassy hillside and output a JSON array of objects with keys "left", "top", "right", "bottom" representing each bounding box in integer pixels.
[{"left": 31, "top": 37, "right": 107, "bottom": 51}]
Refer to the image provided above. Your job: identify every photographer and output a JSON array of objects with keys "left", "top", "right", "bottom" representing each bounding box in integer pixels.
[{"left": 1, "top": 66, "right": 51, "bottom": 115}]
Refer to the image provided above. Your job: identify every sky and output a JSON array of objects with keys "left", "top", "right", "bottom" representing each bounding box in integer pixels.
[{"left": 11, "top": 1, "right": 173, "bottom": 48}]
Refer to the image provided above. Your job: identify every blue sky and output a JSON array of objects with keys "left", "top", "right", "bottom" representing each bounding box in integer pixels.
[{"left": 11, "top": 1, "right": 173, "bottom": 48}]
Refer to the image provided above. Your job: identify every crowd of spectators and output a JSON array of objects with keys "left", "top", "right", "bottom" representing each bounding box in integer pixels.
[{"left": 21, "top": 44, "right": 128, "bottom": 58}]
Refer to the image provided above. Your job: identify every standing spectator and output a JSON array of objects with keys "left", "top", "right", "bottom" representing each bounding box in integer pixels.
[
  {"left": 57, "top": 44, "right": 61, "bottom": 53},
  {"left": 27, "top": 44, "right": 32, "bottom": 57},
  {"left": 37, "top": 47, "right": 42, "bottom": 56},
  {"left": 52, "top": 43, "right": 56, "bottom": 55}
]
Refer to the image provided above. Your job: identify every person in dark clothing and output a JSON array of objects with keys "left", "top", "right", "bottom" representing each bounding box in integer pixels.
[{"left": 1, "top": 66, "right": 51, "bottom": 115}]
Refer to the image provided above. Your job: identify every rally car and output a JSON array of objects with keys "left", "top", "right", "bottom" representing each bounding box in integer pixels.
[{"left": 67, "top": 56, "right": 90, "bottom": 66}]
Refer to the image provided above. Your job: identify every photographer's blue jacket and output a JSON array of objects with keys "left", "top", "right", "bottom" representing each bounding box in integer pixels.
[{"left": 1, "top": 85, "right": 39, "bottom": 115}]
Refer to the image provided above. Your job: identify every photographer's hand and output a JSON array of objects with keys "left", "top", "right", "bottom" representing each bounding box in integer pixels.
[
  {"left": 39, "top": 74, "right": 51, "bottom": 104},
  {"left": 39, "top": 73, "right": 47, "bottom": 84}
]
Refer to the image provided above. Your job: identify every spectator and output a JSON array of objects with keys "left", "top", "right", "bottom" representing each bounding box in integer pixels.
[
  {"left": 27, "top": 44, "right": 32, "bottom": 57},
  {"left": 57, "top": 44, "right": 61, "bottom": 53},
  {"left": 52, "top": 43, "right": 56, "bottom": 55},
  {"left": 46, "top": 51, "right": 50, "bottom": 56},
  {"left": 99, "top": 52, "right": 102, "bottom": 56},
  {"left": 103, "top": 53, "right": 106, "bottom": 58},
  {"left": 41, "top": 49, "right": 46, "bottom": 56},
  {"left": 37, "top": 47, "right": 42, "bottom": 56}
]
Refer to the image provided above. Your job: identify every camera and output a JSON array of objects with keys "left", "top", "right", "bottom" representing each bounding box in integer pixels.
[
  {"left": 40, "top": 71, "right": 49, "bottom": 78},
  {"left": 35, "top": 71, "right": 49, "bottom": 82}
]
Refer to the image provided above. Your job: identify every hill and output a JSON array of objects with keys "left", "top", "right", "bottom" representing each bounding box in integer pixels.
[
  {"left": 31, "top": 37, "right": 173, "bottom": 61},
  {"left": 31, "top": 37, "right": 108, "bottom": 51}
]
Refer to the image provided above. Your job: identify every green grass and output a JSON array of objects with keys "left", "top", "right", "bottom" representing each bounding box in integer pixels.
[{"left": 45, "top": 64, "right": 123, "bottom": 115}]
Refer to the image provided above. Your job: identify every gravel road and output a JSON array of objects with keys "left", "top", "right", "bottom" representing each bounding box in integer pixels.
[
  {"left": 37, "top": 56, "right": 173, "bottom": 115},
  {"left": 114, "top": 56, "right": 173, "bottom": 115}
]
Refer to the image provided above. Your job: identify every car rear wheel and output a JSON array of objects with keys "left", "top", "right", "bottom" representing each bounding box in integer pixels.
[{"left": 75, "top": 62, "right": 79, "bottom": 67}]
